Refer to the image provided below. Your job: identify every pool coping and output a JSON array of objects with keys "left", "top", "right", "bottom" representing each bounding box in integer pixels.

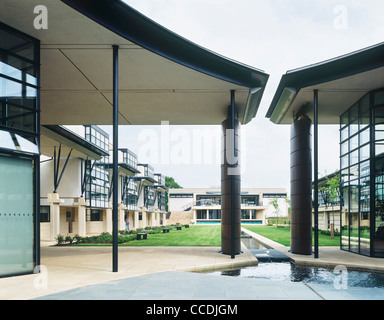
[{"left": 241, "top": 227, "right": 384, "bottom": 272}]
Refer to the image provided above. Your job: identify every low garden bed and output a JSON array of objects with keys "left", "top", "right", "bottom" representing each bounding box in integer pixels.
[{"left": 55, "top": 224, "right": 184, "bottom": 246}]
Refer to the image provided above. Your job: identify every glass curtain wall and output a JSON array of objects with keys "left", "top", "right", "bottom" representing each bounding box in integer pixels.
[
  {"left": 144, "top": 186, "right": 155, "bottom": 211},
  {"left": 340, "top": 88, "right": 384, "bottom": 257},
  {"left": 158, "top": 191, "right": 166, "bottom": 212},
  {"left": 0, "top": 23, "right": 40, "bottom": 277},
  {"left": 84, "top": 126, "right": 110, "bottom": 209},
  {"left": 122, "top": 176, "right": 138, "bottom": 211}
]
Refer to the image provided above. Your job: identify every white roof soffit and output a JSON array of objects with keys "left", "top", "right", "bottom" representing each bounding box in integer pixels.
[
  {"left": 266, "top": 42, "right": 384, "bottom": 125},
  {"left": 0, "top": 0, "right": 268, "bottom": 126},
  {"left": 40, "top": 126, "right": 105, "bottom": 160},
  {"left": 282, "top": 67, "right": 384, "bottom": 125}
]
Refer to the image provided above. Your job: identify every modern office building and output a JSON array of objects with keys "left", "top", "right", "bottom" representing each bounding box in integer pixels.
[
  {"left": 0, "top": 0, "right": 268, "bottom": 276},
  {"left": 39, "top": 125, "right": 166, "bottom": 242},
  {"left": 169, "top": 188, "right": 288, "bottom": 225},
  {"left": 40, "top": 125, "right": 109, "bottom": 241},
  {"left": 267, "top": 42, "right": 384, "bottom": 257}
]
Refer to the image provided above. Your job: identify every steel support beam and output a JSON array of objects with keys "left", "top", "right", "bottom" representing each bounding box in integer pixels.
[
  {"left": 314, "top": 89, "right": 319, "bottom": 259},
  {"left": 230, "top": 90, "right": 236, "bottom": 259},
  {"left": 53, "top": 144, "right": 73, "bottom": 193},
  {"left": 112, "top": 45, "right": 119, "bottom": 273}
]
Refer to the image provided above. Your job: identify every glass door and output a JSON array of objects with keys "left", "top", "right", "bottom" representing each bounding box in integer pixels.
[
  {"left": 374, "top": 157, "right": 384, "bottom": 257},
  {"left": 0, "top": 154, "right": 34, "bottom": 277}
]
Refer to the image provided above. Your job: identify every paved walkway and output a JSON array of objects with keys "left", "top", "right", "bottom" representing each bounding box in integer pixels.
[{"left": 0, "top": 230, "right": 383, "bottom": 300}]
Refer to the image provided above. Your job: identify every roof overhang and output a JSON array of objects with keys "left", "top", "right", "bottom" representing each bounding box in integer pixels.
[
  {"left": 266, "top": 42, "right": 384, "bottom": 124},
  {"left": 154, "top": 185, "right": 168, "bottom": 192},
  {"left": 40, "top": 125, "right": 108, "bottom": 159},
  {"left": 0, "top": 0, "right": 268, "bottom": 126},
  {"left": 134, "top": 176, "right": 156, "bottom": 186},
  {"left": 107, "top": 163, "right": 140, "bottom": 176}
]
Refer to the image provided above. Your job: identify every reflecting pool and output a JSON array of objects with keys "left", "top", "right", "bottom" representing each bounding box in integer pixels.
[
  {"left": 207, "top": 235, "right": 384, "bottom": 289},
  {"left": 209, "top": 262, "right": 384, "bottom": 289}
]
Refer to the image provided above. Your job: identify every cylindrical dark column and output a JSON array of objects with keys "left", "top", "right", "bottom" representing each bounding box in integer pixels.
[
  {"left": 290, "top": 115, "right": 312, "bottom": 255},
  {"left": 112, "top": 45, "right": 119, "bottom": 272},
  {"left": 221, "top": 116, "right": 241, "bottom": 256}
]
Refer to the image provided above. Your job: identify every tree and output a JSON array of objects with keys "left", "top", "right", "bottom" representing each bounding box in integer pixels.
[
  {"left": 326, "top": 173, "right": 340, "bottom": 239},
  {"left": 319, "top": 173, "right": 340, "bottom": 239},
  {"left": 165, "top": 176, "right": 182, "bottom": 211},
  {"left": 165, "top": 176, "right": 182, "bottom": 189},
  {"left": 269, "top": 196, "right": 281, "bottom": 228},
  {"left": 284, "top": 196, "right": 291, "bottom": 218}
]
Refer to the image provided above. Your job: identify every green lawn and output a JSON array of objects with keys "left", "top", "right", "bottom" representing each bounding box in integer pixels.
[
  {"left": 122, "top": 225, "right": 221, "bottom": 247},
  {"left": 73, "top": 224, "right": 340, "bottom": 248},
  {"left": 242, "top": 225, "right": 340, "bottom": 246}
]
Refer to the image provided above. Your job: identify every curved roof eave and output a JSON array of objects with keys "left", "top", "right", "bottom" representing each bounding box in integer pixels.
[
  {"left": 266, "top": 42, "right": 384, "bottom": 124},
  {"left": 61, "top": 0, "right": 268, "bottom": 92}
]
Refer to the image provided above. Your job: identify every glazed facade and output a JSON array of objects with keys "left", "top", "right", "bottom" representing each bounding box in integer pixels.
[
  {"left": 340, "top": 88, "right": 384, "bottom": 257},
  {"left": 0, "top": 23, "right": 40, "bottom": 277}
]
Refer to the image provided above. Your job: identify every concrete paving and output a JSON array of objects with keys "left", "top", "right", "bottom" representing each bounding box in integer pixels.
[{"left": 1, "top": 230, "right": 383, "bottom": 300}]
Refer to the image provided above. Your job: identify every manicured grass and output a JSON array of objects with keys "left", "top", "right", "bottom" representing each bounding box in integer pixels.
[
  {"left": 122, "top": 225, "right": 221, "bottom": 247},
  {"left": 242, "top": 225, "right": 340, "bottom": 247}
]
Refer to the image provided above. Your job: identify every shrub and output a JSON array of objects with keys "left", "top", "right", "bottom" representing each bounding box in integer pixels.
[
  {"left": 65, "top": 235, "right": 73, "bottom": 245},
  {"left": 56, "top": 235, "right": 65, "bottom": 246},
  {"left": 97, "top": 232, "right": 113, "bottom": 243},
  {"left": 73, "top": 234, "right": 82, "bottom": 244}
]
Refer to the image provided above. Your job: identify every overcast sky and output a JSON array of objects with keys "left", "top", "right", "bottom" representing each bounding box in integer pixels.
[{"left": 102, "top": 0, "right": 384, "bottom": 191}]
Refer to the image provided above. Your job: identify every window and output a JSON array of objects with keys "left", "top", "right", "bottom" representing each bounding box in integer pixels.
[
  {"left": 170, "top": 193, "right": 193, "bottom": 198},
  {"left": 122, "top": 176, "right": 138, "bottom": 211},
  {"left": 209, "top": 209, "right": 221, "bottom": 219},
  {"left": 0, "top": 24, "right": 39, "bottom": 277},
  {"left": 84, "top": 126, "right": 110, "bottom": 209},
  {"left": 263, "top": 193, "right": 287, "bottom": 198},
  {"left": 196, "top": 210, "right": 207, "bottom": 220},
  {"left": 241, "top": 210, "right": 250, "bottom": 219},
  {"left": 241, "top": 195, "right": 259, "bottom": 206},
  {"left": 88, "top": 209, "right": 103, "bottom": 222},
  {"left": 40, "top": 206, "right": 50, "bottom": 222},
  {"left": 339, "top": 88, "right": 384, "bottom": 257},
  {"left": 0, "top": 25, "right": 39, "bottom": 149},
  {"left": 196, "top": 195, "right": 221, "bottom": 206}
]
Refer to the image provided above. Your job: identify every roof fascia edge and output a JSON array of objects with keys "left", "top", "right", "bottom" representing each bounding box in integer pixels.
[
  {"left": 61, "top": 0, "right": 268, "bottom": 90},
  {"left": 266, "top": 42, "right": 384, "bottom": 122},
  {"left": 269, "top": 87, "right": 297, "bottom": 124},
  {"left": 242, "top": 87, "right": 263, "bottom": 125}
]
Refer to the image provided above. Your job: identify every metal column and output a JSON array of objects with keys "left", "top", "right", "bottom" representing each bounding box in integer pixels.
[
  {"left": 314, "top": 89, "right": 319, "bottom": 259},
  {"left": 112, "top": 45, "right": 119, "bottom": 272},
  {"left": 230, "top": 90, "right": 236, "bottom": 259},
  {"left": 221, "top": 90, "right": 241, "bottom": 258},
  {"left": 290, "top": 115, "right": 312, "bottom": 255}
]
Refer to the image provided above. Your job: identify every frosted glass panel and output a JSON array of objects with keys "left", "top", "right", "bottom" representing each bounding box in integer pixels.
[{"left": 0, "top": 155, "right": 34, "bottom": 277}]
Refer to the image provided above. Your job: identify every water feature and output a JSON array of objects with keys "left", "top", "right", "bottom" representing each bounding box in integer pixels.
[{"left": 207, "top": 234, "right": 384, "bottom": 289}]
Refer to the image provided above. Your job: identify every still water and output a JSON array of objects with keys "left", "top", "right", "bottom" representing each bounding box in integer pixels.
[
  {"left": 211, "top": 262, "right": 384, "bottom": 289},
  {"left": 209, "top": 236, "right": 384, "bottom": 289}
]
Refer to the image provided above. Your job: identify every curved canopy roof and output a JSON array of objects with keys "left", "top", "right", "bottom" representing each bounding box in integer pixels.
[
  {"left": 0, "top": 0, "right": 268, "bottom": 125},
  {"left": 266, "top": 42, "right": 384, "bottom": 124}
]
